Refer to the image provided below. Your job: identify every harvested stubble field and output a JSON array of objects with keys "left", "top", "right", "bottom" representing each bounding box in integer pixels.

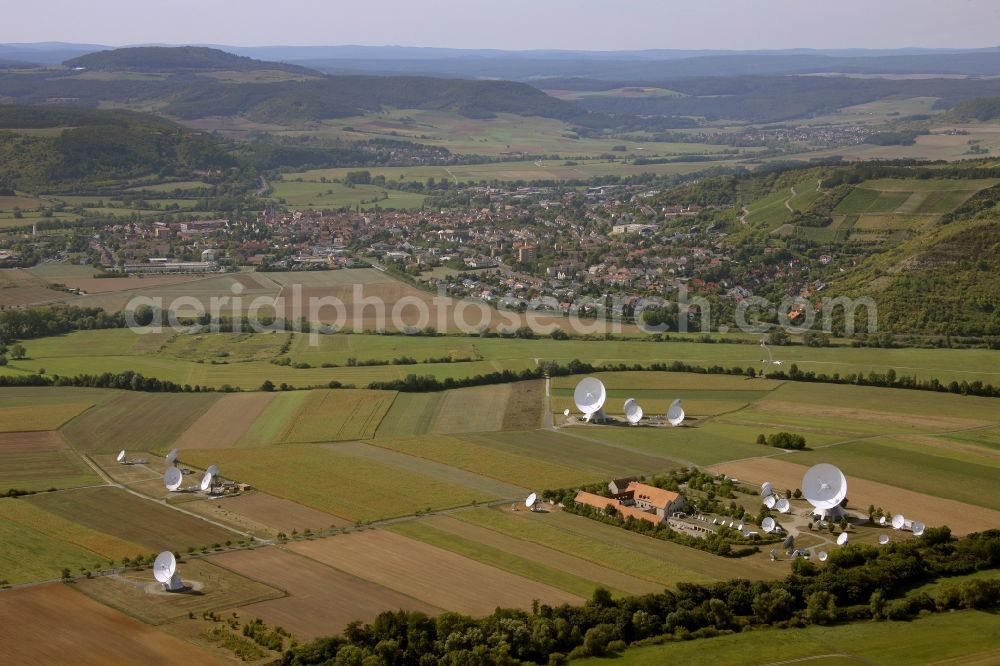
[
  {"left": 0, "top": 268, "right": 64, "bottom": 306},
  {"left": 210, "top": 547, "right": 440, "bottom": 639},
  {"left": 0, "top": 498, "right": 141, "bottom": 583},
  {"left": 74, "top": 558, "right": 284, "bottom": 626},
  {"left": 59, "top": 392, "right": 221, "bottom": 453},
  {"left": 0, "top": 584, "right": 232, "bottom": 666},
  {"left": 456, "top": 507, "right": 778, "bottom": 586},
  {"left": 180, "top": 444, "right": 489, "bottom": 522},
  {"left": 707, "top": 457, "right": 1000, "bottom": 536},
  {"left": 327, "top": 441, "right": 527, "bottom": 497},
  {"left": 172, "top": 392, "right": 277, "bottom": 449},
  {"left": 184, "top": 491, "right": 351, "bottom": 536},
  {"left": 279, "top": 389, "right": 395, "bottom": 443},
  {"left": 0, "top": 447, "right": 99, "bottom": 492},
  {"left": 370, "top": 433, "right": 599, "bottom": 489},
  {"left": 287, "top": 530, "right": 583, "bottom": 614},
  {"left": 27, "top": 487, "right": 238, "bottom": 552},
  {"left": 0, "top": 402, "right": 92, "bottom": 432},
  {"left": 392, "top": 516, "right": 660, "bottom": 597},
  {"left": 58, "top": 274, "right": 204, "bottom": 295}
]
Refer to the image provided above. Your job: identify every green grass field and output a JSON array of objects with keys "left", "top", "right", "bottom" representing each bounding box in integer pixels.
[
  {"left": 180, "top": 444, "right": 491, "bottom": 522},
  {"left": 271, "top": 180, "right": 427, "bottom": 211},
  {"left": 576, "top": 610, "right": 1000, "bottom": 665},
  {"left": 370, "top": 434, "right": 602, "bottom": 489},
  {"left": 0, "top": 448, "right": 100, "bottom": 492},
  {"left": 27, "top": 487, "right": 238, "bottom": 551},
  {"left": 278, "top": 389, "right": 395, "bottom": 442}
]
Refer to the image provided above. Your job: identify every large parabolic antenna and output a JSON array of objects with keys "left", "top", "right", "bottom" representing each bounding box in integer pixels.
[
  {"left": 879, "top": 534, "right": 890, "bottom": 545},
  {"left": 574, "top": 377, "right": 607, "bottom": 423},
  {"left": 624, "top": 399, "right": 643, "bottom": 425},
  {"left": 206, "top": 464, "right": 219, "bottom": 477},
  {"left": 763, "top": 495, "right": 777, "bottom": 509},
  {"left": 761, "top": 481, "right": 773, "bottom": 497},
  {"left": 817, "top": 550, "right": 828, "bottom": 562},
  {"left": 761, "top": 517, "right": 776, "bottom": 533},
  {"left": 200, "top": 472, "right": 213, "bottom": 492},
  {"left": 776, "top": 498, "right": 791, "bottom": 514},
  {"left": 911, "top": 520, "right": 925, "bottom": 536},
  {"left": 666, "top": 399, "right": 685, "bottom": 427},
  {"left": 116, "top": 449, "right": 126, "bottom": 464},
  {"left": 837, "top": 532, "right": 849, "bottom": 546},
  {"left": 153, "top": 551, "right": 184, "bottom": 592},
  {"left": 164, "top": 467, "right": 183, "bottom": 492},
  {"left": 165, "top": 448, "right": 178, "bottom": 466},
  {"left": 525, "top": 492, "right": 538, "bottom": 509},
  {"left": 892, "top": 514, "right": 905, "bottom": 530},
  {"left": 802, "top": 463, "right": 847, "bottom": 519}
]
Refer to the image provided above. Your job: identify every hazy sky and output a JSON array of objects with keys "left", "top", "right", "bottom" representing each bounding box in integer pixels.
[{"left": 3, "top": 0, "right": 999, "bottom": 50}]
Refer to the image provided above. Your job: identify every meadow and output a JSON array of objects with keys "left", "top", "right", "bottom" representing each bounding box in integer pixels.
[{"left": 576, "top": 609, "right": 1000, "bottom": 666}]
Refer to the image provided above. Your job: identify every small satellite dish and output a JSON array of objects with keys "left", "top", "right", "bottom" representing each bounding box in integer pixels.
[
  {"left": 737, "top": 522, "right": 745, "bottom": 532},
  {"left": 574, "top": 377, "right": 607, "bottom": 422},
  {"left": 153, "top": 550, "right": 183, "bottom": 591},
  {"left": 762, "top": 517, "right": 776, "bottom": 533},
  {"left": 200, "top": 472, "right": 212, "bottom": 492},
  {"left": 741, "top": 528, "right": 751, "bottom": 538},
  {"left": 892, "top": 514, "right": 905, "bottom": 530},
  {"left": 911, "top": 521, "right": 925, "bottom": 536},
  {"left": 165, "top": 448, "right": 178, "bottom": 466},
  {"left": 776, "top": 498, "right": 791, "bottom": 514},
  {"left": 666, "top": 399, "right": 684, "bottom": 427},
  {"left": 837, "top": 532, "right": 849, "bottom": 545},
  {"left": 761, "top": 481, "right": 773, "bottom": 497},
  {"left": 769, "top": 548, "right": 778, "bottom": 561},
  {"left": 763, "top": 495, "right": 777, "bottom": 509},
  {"left": 624, "top": 399, "right": 643, "bottom": 425},
  {"left": 206, "top": 464, "right": 219, "bottom": 477},
  {"left": 802, "top": 463, "right": 847, "bottom": 517},
  {"left": 818, "top": 550, "right": 828, "bottom": 562},
  {"left": 116, "top": 449, "right": 126, "bottom": 463},
  {"left": 879, "top": 516, "right": 887, "bottom": 526},
  {"left": 525, "top": 492, "right": 538, "bottom": 509},
  {"left": 879, "top": 534, "right": 890, "bottom": 545},
  {"left": 164, "top": 467, "right": 183, "bottom": 492},
  {"left": 563, "top": 408, "right": 570, "bottom": 417}
]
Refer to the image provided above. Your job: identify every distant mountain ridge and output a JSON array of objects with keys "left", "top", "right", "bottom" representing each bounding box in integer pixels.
[{"left": 63, "top": 45, "right": 318, "bottom": 75}]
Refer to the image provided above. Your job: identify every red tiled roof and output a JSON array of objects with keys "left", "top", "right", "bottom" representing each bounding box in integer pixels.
[{"left": 626, "top": 482, "right": 680, "bottom": 509}]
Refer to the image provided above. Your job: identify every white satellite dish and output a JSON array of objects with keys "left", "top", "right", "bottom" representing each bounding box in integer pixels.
[
  {"left": 206, "top": 464, "right": 219, "bottom": 477},
  {"left": 741, "top": 528, "right": 751, "bottom": 538},
  {"left": 116, "top": 449, "right": 126, "bottom": 464},
  {"left": 525, "top": 492, "right": 538, "bottom": 509},
  {"left": 737, "top": 522, "right": 745, "bottom": 532},
  {"left": 911, "top": 521, "right": 925, "bottom": 536},
  {"left": 761, "top": 517, "right": 776, "bottom": 533},
  {"left": 802, "top": 463, "right": 847, "bottom": 518},
  {"left": 879, "top": 516, "right": 887, "bottom": 526},
  {"left": 892, "top": 514, "right": 905, "bottom": 530},
  {"left": 666, "top": 399, "right": 685, "bottom": 427},
  {"left": 624, "top": 399, "right": 643, "bottom": 425},
  {"left": 776, "top": 498, "right": 791, "bottom": 514},
  {"left": 769, "top": 548, "right": 778, "bottom": 561},
  {"left": 573, "top": 377, "right": 607, "bottom": 422},
  {"left": 165, "top": 448, "right": 178, "bottom": 466},
  {"left": 763, "top": 495, "right": 777, "bottom": 509},
  {"left": 879, "top": 534, "right": 890, "bottom": 545},
  {"left": 817, "top": 550, "right": 828, "bottom": 562},
  {"left": 761, "top": 481, "right": 773, "bottom": 497},
  {"left": 200, "top": 472, "right": 213, "bottom": 492},
  {"left": 837, "top": 532, "right": 849, "bottom": 545},
  {"left": 152, "top": 551, "right": 183, "bottom": 591},
  {"left": 164, "top": 467, "right": 183, "bottom": 492},
  {"left": 563, "top": 408, "right": 570, "bottom": 417}
]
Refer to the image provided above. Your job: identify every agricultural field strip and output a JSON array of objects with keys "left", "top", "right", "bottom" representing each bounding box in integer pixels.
[{"left": 387, "top": 520, "right": 630, "bottom": 599}]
